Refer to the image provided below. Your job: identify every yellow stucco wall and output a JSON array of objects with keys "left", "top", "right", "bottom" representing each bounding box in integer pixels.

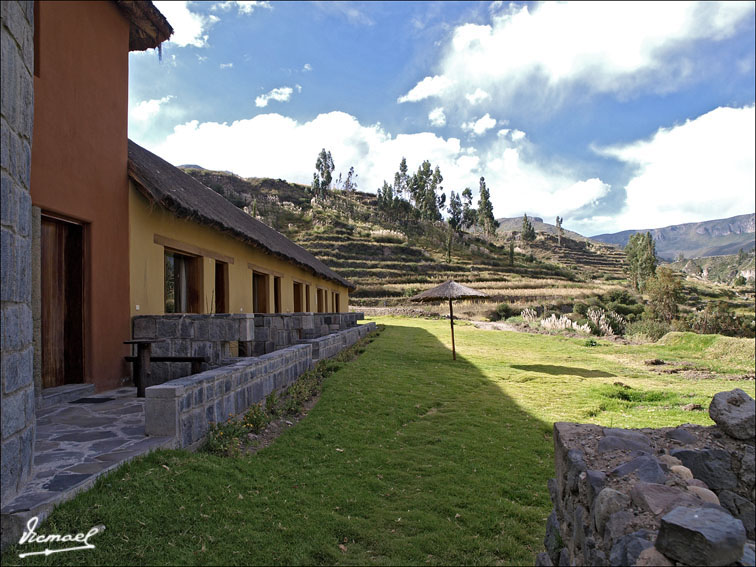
[{"left": 128, "top": 183, "right": 350, "bottom": 316}]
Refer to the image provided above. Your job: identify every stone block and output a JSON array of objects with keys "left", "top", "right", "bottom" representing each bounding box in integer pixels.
[
  {"left": 132, "top": 317, "right": 157, "bottom": 339},
  {"left": 656, "top": 506, "right": 746, "bottom": 566},
  {"left": 709, "top": 389, "right": 755, "bottom": 440},
  {"left": 671, "top": 448, "right": 737, "bottom": 491},
  {"left": 1, "top": 388, "right": 26, "bottom": 437},
  {"left": 238, "top": 317, "right": 254, "bottom": 341},
  {"left": 145, "top": 398, "right": 179, "bottom": 437},
  {"left": 1, "top": 435, "right": 20, "bottom": 499},
  {"left": 157, "top": 318, "right": 179, "bottom": 338}
]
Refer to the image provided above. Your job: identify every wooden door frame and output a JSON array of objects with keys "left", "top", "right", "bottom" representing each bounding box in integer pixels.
[{"left": 40, "top": 212, "right": 88, "bottom": 387}]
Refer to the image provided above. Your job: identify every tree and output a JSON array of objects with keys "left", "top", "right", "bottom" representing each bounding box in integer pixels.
[
  {"left": 509, "top": 241, "right": 514, "bottom": 266},
  {"left": 521, "top": 213, "right": 536, "bottom": 242},
  {"left": 461, "top": 188, "right": 476, "bottom": 230},
  {"left": 344, "top": 166, "right": 358, "bottom": 192},
  {"left": 446, "top": 191, "right": 464, "bottom": 262},
  {"left": 447, "top": 191, "right": 463, "bottom": 232},
  {"left": 393, "top": 157, "right": 409, "bottom": 201},
  {"left": 645, "top": 267, "right": 682, "bottom": 324},
  {"left": 625, "top": 232, "right": 657, "bottom": 291},
  {"left": 556, "top": 216, "right": 564, "bottom": 246},
  {"left": 311, "top": 148, "right": 334, "bottom": 198},
  {"left": 410, "top": 161, "right": 444, "bottom": 221},
  {"left": 477, "top": 177, "right": 497, "bottom": 237}
]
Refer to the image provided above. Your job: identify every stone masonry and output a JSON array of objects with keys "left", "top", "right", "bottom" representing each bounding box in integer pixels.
[
  {"left": 145, "top": 322, "right": 377, "bottom": 448},
  {"left": 131, "top": 313, "right": 256, "bottom": 383},
  {"left": 538, "top": 389, "right": 756, "bottom": 567},
  {"left": 1, "top": 0, "right": 35, "bottom": 506}
]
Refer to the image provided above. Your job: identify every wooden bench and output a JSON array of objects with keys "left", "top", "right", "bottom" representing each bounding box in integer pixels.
[{"left": 124, "top": 340, "right": 208, "bottom": 397}]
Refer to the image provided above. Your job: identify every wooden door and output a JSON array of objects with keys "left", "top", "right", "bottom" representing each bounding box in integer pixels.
[{"left": 41, "top": 217, "right": 83, "bottom": 388}]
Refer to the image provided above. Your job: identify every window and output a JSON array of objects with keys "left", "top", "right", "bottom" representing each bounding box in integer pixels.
[
  {"left": 273, "top": 276, "right": 282, "bottom": 313},
  {"left": 334, "top": 292, "right": 341, "bottom": 313},
  {"left": 305, "top": 285, "right": 311, "bottom": 311},
  {"left": 252, "top": 271, "right": 269, "bottom": 313},
  {"left": 316, "top": 288, "right": 324, "bottom": 313},
  {"left": 293, "top": 282, "right": 303, "bottom": 312},
  {"left": 215, "top": 261, "right": 229, "bottom": 313},
  {"left": 165, "top": 250, "right": 200, "bottom": 313}
]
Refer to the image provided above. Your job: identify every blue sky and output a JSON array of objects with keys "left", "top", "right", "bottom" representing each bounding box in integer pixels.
[{"left": 129, "top": 1, "right": 755, "bottom": 236}]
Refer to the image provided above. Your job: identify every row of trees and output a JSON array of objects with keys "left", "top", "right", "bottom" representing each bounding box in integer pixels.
[{"left": 308, "top": 149, "right": 563, "bottom": 250}]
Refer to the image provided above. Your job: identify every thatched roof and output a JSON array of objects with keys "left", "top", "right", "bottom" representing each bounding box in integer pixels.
[
  {"left": 115, "top": 1, "right": 173, "bottom": 51},
  {"left": 410, "top": 280, "right": 486, "bottom": 302},
  {"left": 127, "top": 140, "right": 355, "bottom": 290}
]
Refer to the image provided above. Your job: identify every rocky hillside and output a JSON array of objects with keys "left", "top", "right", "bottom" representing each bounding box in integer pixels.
[
  {"left": 497, "top": 216, "right": 589, "bottom": 242},
  {"left": 668, "top": 249, "right": 756, "bottom": 285},
  {"left": 182, "top": 168, "right": 629, "bottom": 317},
  {"left": 592, "top": 213, "right": 755, "bottom": 261}
]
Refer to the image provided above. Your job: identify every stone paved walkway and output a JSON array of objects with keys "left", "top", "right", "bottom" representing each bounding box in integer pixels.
[{"left": 1, "top": 387, "right": 173, "bottom": 519}]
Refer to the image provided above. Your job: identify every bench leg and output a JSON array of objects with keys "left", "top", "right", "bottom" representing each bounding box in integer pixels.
[{"left": 136, "top": 345, "right": 151, "bottom": 397}]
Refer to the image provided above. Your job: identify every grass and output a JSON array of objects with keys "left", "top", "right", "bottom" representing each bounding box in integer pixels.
[{"left": 3, "top": 318, "right": 754, "bottom": 565}]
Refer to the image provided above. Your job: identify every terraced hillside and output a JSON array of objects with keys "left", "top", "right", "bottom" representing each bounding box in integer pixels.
[{"left": 182, "top": 168, "right": 629, "bottom": 318}]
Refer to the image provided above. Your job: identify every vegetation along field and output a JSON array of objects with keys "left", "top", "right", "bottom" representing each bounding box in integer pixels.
[{"left": 4, "top": 318, "right": 754, "bottom": 566}]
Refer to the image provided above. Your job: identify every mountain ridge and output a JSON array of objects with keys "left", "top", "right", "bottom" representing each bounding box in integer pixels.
[{"left": 591, "top": 213, "right": 755, "bottom": 260}]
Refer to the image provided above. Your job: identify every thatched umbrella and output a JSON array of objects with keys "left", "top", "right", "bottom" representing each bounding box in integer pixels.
[{"left": 410, "top": 280, "right": 487, "bottom": 360}]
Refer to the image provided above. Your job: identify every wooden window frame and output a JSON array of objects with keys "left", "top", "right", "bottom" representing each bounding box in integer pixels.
[{"left": 164, "top": 248, "right": 202, "bottom": 314}]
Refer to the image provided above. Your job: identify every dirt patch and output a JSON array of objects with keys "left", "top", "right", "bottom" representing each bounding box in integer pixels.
[{"left": 243, "top": 394, "right": 321, "bottom": 456}]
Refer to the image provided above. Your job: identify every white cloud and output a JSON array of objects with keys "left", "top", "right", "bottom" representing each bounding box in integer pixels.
[
  {"left": 497, "top": 128, "right": 526, "bottom": 142},
  {"left": 404, "top": 2, "right": 754, "bottom": 110},
  {"left": 130, "top": 95, "right": 175, "bottom": 122},
  {"left": 465, "top": 88, "right": 491, "bottom": 105},
  {"left": 150, "top": 112, "right": 471, "bottom": 194},
  {"left": 220, "top": 62, "right": 233, "bottom": 69},
  {"left": 255, "top": 86, "right": 296, "bottom": 107},
  {"left": 154, "top": 1, "right": 217, "bottom": 48},
  {"left": 596, "top": 105, "right": 756, "bottom": 231},
  {"left": 213, "top": 1, "right": 272, "bottom": 15},
  {"left": 461, "top": 114, "right": 497, "bottom": 136},
  {"left": 136, "top": 111, "right": 609, "bottom": 229},
  {"left": 428, "top": 107, "right": 446, "bottom": 127},
  {"left": 397, "top": 75, "right": 454, "bottom": 103},
  {"left": 303, "top": 63, "right": 312, "bottom": 72}
]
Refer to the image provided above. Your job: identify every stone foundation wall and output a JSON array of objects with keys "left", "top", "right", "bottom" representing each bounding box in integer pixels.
[
  {"left": 538, "top": 389, "right": 755, "bottom": 567},
  {"left": 131, "top": 314, "right": 256, "bottom": 382},
  {"left": 144, "top": 323, "right": 376, "bottom": 448},
  {"left": 252, "top": 312, "right": 363, "bottom": 355},
  {"left": 1, "top": 0, "right": 35, "bottom": 505}
]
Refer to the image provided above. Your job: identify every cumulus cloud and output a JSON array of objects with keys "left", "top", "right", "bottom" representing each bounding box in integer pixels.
[
  {"left": 461, "top": 114, "right": 497, "bottom": 136},
  {"left": 136, "top": 111, "right": 610, "bottom": 230},
  {"left": 596, "top": 105, "right": 756, "bottom": 231},
  {"left": 428, "top": 107, "right": 447, "bottom": 127},
  {"left": 403, "top": 2, "right": 754, "bottom": 110},
  {"left": 154, "top": 2, "right": 218, "bottom": 48},
  {"left": 303, "top": 63, "right": 312, "bottom": 72},
  {"left": 220, "top": 62, "right": 233, "bottom": 69},
  {"left": 130, "top": 95, "right": 175, "bottom": 122},
  {"left": 213, "top": 1, "right": 272, "bottom": 14},
  {"left": 397, "top": 75, "right": 454, "bottom": 103},
  {"left": 465, "top": 88, "right": 491, "bottom": 105},
  {"left": 255, "top": 86, "right": 296, "bottom": 107}
]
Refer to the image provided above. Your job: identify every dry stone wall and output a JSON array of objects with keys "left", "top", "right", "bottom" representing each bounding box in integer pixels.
[
  {"left": 1, "top": 0, "right": 35, "bottom": 505},
  {"left": 538, "top": 389, "right": 755, "bottom": 567}
]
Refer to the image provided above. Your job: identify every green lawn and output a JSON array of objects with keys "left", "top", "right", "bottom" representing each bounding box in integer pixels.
[{"left": 4, "top": 318, "right": 754, "bottom": 566}]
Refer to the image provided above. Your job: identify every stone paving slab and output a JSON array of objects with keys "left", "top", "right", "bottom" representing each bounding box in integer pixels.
[{"left": 1, "top": 387, "right": 172, "bottom": 529}]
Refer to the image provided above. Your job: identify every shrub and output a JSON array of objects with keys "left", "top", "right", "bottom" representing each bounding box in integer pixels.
[
  {"left": 573, "top": 301, "right": 589, "bottom": 316},
  {"left": 625, "top": 319, "right": 671, "bottom": 342},
  {"left": 540, "top": 314, "right": 591, "bottom": 334},
  {"left": 521, "top": 308, "right": 538, "bottom": 323},
  {"left": 680, "top": 302, "right": 755, "bottom": 338},
  {"left": 587, "top": 307, "right": 626, "bottom": 336}
]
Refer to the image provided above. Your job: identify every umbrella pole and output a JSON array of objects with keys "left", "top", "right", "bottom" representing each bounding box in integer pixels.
[{"left": 449, "top": 298, "right": 456, "bottom": 360}]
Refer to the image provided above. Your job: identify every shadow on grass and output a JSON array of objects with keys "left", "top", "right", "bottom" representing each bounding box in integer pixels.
[
  {"left": 511, "top": 364, "right": 616, "bottom": 378},
  {"left": 2, "top": 322, "right": 554, "bottom": 566}
]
